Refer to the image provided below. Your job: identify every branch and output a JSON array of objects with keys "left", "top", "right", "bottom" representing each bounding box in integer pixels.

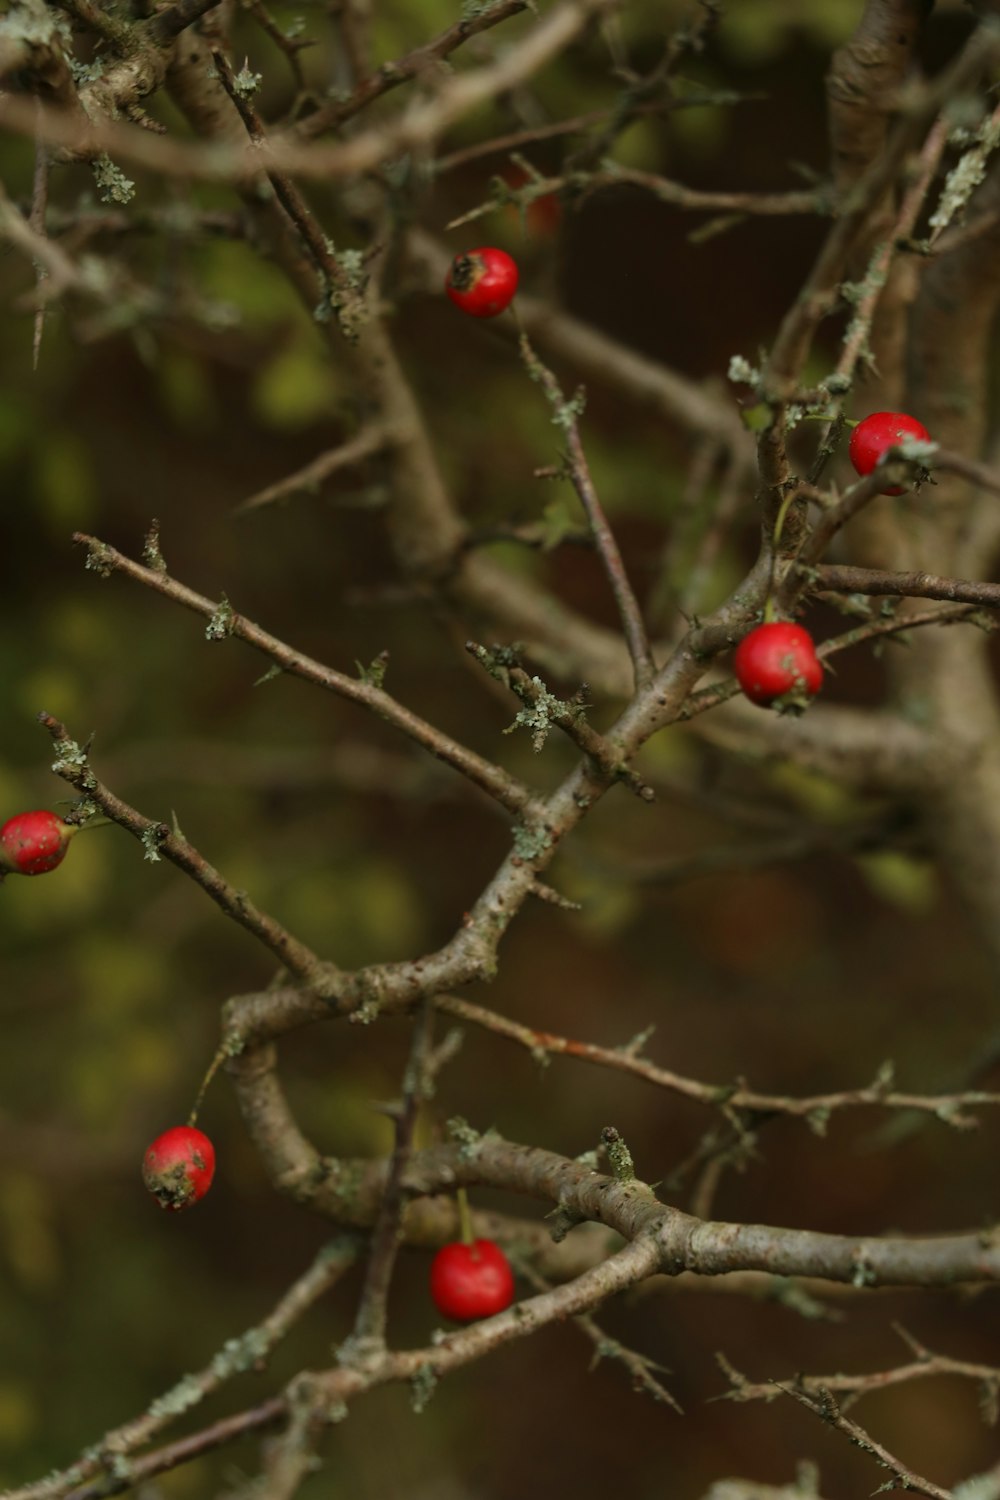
[
  {"left": 294, "top": 0, "right": 529, "bottom": 140},
  {"left": 436, "top": 993, "right": 1000, "bottom": 1127},
  {"left": 812, "top": 563, "right": 1000, "bottom": 609},
  {"left": 8, "top": 1239, "right": 359, "bottom": 1500},
  {"left": 776, "top": 1383, "right": 953, "bottom": 1500},
  {"left": 71, "top": 532, "right": 542, "bottom": 821},
  {"left": 38, "top": 711, "right": 328, "bottom": 983},
  {"left": 518, "top": 333, "right": 656, "bottom": 688},
  {"left": 235, "top": 423, "right": 390, "bottom": 513}
]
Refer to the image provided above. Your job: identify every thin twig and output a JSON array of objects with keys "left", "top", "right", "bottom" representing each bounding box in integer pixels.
[
  {"left": 346, "top": 997, "right": 435, "bottom": 1354},
  {"left": 295, "top": 0, "right": 529, "bottom": 140},
  {"left": 434, "top": 993, "right": 1000, "bottom": 1125},
  {"left": 519, "top": 333, "right": 655, "bottom": 689},
  {"left": 71, "top": 533, "right": 542, "bottom": 820},
  {"left": 12, "top": 1240, "right": 359, "bottom": 1500},
  {"left": 448, "top": 166, "right": 823, "bottom": 231},
  {"left": 38, "top": 712, "right": 330, "bottom": 983},
  {"left": 776, "top": 1383, "right": 954, "bottom": 1500},
  {"left": 235, "top": 423, "right": 390, "bottom": 513}
]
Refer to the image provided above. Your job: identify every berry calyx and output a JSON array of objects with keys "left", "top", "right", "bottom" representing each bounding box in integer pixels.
[
  {"left": 733, "top": 622, "right": 823, "bottom": 711},
  {"left": 849, "top": 411, "right": 931, "bottom": 495},
  {"left": 142, "top": 1125, "right": 216, "bottom": 1211},
  {"left": 429, "top": 1238, "right": 515, "bottom": 1322},
  {"left": 0, "top": 810, "right": 78, "bottom": 877},
  {"left": 445, "top": 247, "right": 519, "bottom": 318}
]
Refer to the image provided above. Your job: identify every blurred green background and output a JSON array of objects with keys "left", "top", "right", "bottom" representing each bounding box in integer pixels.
[{"left": 1, "top": 1, "right": 999, "bottom": 1495}]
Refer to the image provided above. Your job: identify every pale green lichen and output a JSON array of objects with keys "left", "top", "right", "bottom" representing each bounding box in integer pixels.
[
  {"left": 146, "top": 1373, "right": 205, "bottom": 1423},
  {"left": 446, "top": 1115, "right": 481, "bottom": 1160},
  {"left": 92, "top": 153, "right": 135, "bottom": 206},
  {"left": 232, "top": 62, "right": 262, "bottom": 96},
  {"left": 727, "top": 353, "right": 760, "bottom": 387},
  {"left": 507, "top": 678, "right": 566, "bottom": 751},
  {"left": 205, "top": 594, "right": 236, "bottom": 641},
  {"left": 410, "top": 1364, "right": 438, "bottom": 1413},
  {"left": 51, "top": 736, "right": 88, "bottom": 773},
  {"left": 930, "top": 114, "right": 1000, "bottom": 235},
  {"left": 143, "top": 519, "right": 167, "bottom": 575},
  {"left": 83, "top": 538, "right": 115, "bottom": 577},
  {"left": 141, "top": 825, "right": 165, "bottom": 862},
  {"left": 511, "top": 822, "right": 553, "bottom": 861},
  {"left": 601, "top": 1125, "right": 634, "bottom": 1182}
]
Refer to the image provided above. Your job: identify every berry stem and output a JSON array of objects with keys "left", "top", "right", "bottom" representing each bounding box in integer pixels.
[
  {"left": 764, "top": 487, "right": 800, "bottom": 623},
  {"left": 188, "top": 1044, "right": 229, "bottom": 1126},
  {"left": 456, "top": 1186, "right": 474, "bottom": 1247}
]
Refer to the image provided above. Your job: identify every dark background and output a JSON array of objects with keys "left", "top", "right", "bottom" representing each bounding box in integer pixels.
[{"left": 1, "top": 1, "right": 998, "bottom": 1494}]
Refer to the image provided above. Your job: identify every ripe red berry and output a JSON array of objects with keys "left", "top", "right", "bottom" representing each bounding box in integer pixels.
[
  {"left": 429, "top": 1238, "right": 515, "bottom": 1321},
  {"left": 445, "top": 247, "right": 519, "bottom": 318},
  {"left": 733, "top": 622, "right": 823, "bottom": 710},
  {"left": 142, "top": 1125, "right": 216, "bottom": 1211},
  {"left": 848, "top": 411, "right": 931, "bottom": 495},
  {"left": 0, "top": 810, "right": 77, "bottom": 877}
]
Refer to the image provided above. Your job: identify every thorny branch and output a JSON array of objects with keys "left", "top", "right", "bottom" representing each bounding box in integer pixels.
[{"left": 6, "top": 0, "right": 1000, "bottom": 1495}]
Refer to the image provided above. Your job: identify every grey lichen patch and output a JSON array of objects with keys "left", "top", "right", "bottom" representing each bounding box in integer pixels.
[
  {"left": 51, "top": 735, "right": 88, "bottom": 774},
  {"left": 601, "top": 1125, "right": 635, "bottom": 1182},
  {"left": 141, "top": 824, "right": 167, "bottom": 863},
  {"left": 727, "top": 353, "right": 762, "bottom": 389},
  {"left": 320, "top": 247, "right": 370, "bottom": 341},
  {"left": 208, "top": 1328, "right": 270, "bottom": 1379},
  {"left": 346, "top": 970, "right": 388, "bottom": 1025},
  {"left": 92, "top": 153, "right": 136, "bottom": 206},
  {"left": 205, "top": 594, "right": 236, "bottom": 641},
  {"left": 410, "top": 1363, "right": 438, "bottom": 1413},
  {"left": 142, "top": 518, "right": 167, "bottom": 575},
  {"left": 445, "top": 1115, "right": 481, "bottom": 1160},
  {"left": 69, "top": 796, "right": 101, "bottom": 825},
  {"left": 146, "top": 1372, "right": 205, "bottom": 1423},
  {"left": 83, "top": 538, "right": 116, "bottom": 577},
  {"left": 232, "top": 62, "right": 263, "bottom": 96},
  {"left": 507, "top": 677, "right": 567, "bottom": 751},
  {"left": 930, "top": 112, "right": 1000, "bottom": 236},
  {"left": 549, "top": 386, "right": 586, "bottom": 433},
  {"left": 511, "top": 822, "right": 553, "bottom": 862}
]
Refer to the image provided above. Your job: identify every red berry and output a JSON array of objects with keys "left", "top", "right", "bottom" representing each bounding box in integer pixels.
[
  {"left": 848, "top": 411, "right": 931, "bottom": 495},
  {"left": 0, "top": 810, "right": 77, "bottom": 876},
  {"left": 429, "top": 1238, "right": 515, "bottom": 1321},
  {"left": 733, "top": 622, "right": 823, "bottom": 710},
  {"left": 142, "top": 1125, "right": 216, "bottom": 1211},
  {"left": 445, "top": 247, "right": 519, "bottom": 318}
]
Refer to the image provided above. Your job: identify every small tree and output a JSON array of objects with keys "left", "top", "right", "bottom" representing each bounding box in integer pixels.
[{"left": 2, "top": 0, "right": 1000, "bottom": 1496}]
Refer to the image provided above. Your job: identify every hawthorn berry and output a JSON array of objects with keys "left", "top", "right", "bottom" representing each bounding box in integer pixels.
[
  {"left": 430, "top": 1238, "right": 515, "bottom": 1322},
  {"left": 733, "top": 622, "right": 823, "bottom": 711},
  {"left": 849, "top": 411, "right": 931, "bottom": 495},
  {"left": 445, "top": 247, "right": 519, "bottom": 318},
  {"left": 142, "top": 1125, "right": 216, "bottom": 1211},
  {"left": 0, "top": 810, "right": 78, "bottom": 877}
]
